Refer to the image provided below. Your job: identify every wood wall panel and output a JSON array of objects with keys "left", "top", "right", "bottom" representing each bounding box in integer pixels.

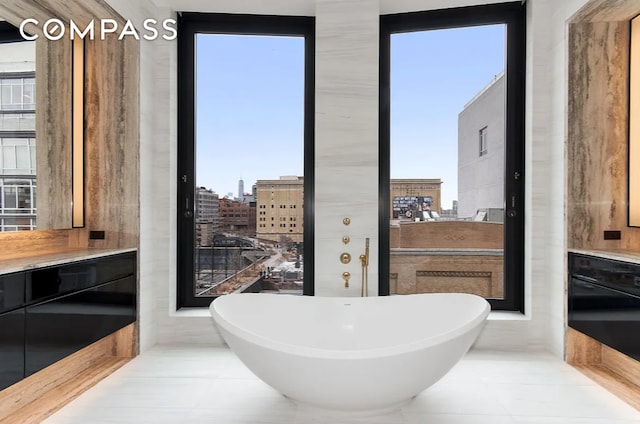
[
  {"left": 566, "top": 327, "right": 602, "bottom": 365},
  {"left": 0, "top": 230, "right": 69, "bottom": 259},
  {"left": 0, "top": 0, "right": 139, "bottom": 249},
  {"left": 36, "top": 37, "right": 73, "bottom": 230},
  {"left": 84, "top": 34, "right": 139, "bottom": 249},
  {"left": 570, "top": 0, "right": 640, "bottom": 22},
  {"left": 0, "top": 0, "right": 126, "bottom": 29},
  {"left": 567, "top": 328, "right": 640, "bottom": 411},
  {"left": 567, "top": 20, "right": 640, "bottom": 250}
]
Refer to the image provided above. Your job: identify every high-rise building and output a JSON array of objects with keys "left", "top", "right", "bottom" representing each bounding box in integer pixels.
[
  {"left": 195, "top": 187, "right": 219, "bottom": 246},
  {"left": 255, "top": 176, "right": 303, "bottom": 243},
  {"left": 0, "top": 36, "right": 36, "bottom": 232},
  {"left": 238, "top": 178, "right": 244, "bottom": 202}
]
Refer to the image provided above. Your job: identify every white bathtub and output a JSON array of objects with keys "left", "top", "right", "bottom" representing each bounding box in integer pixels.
[{"left": 210, "top": 293, "right": 490, "bottom": 413}]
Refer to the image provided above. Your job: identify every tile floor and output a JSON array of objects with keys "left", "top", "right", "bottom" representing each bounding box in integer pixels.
[{"left": 44, "top": 346, "right": 640, "bottom": 424}]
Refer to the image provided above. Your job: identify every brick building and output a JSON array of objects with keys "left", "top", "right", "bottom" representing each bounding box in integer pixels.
[
  {"left": 255, "top": 176, "right": 304, "bottom": 243},
  {"left": 219, "top": 197, "right": 256, "bottom": 235}
]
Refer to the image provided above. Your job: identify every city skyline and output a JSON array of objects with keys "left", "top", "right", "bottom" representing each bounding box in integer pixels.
[{"left": 196, "top": 25, "right": 505, "bottom": 210}]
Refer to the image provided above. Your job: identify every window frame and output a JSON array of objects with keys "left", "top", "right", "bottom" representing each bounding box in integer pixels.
[
  {"left": 479, "top": 126, "right": 488, "bottom": 157},
  {"left": 379, "top": 2, "right": 526, "bottom": 311},
  {"left": 177, "top": 13, "right": 315, "bottom": 308}
]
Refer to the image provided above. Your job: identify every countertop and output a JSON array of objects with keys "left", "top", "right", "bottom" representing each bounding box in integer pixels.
[
  {"left": 569, "top": 248, "right": 640, "bottom": 264},
  {"left": 0, "top": 248, "right": 137, "bottom": 276}
]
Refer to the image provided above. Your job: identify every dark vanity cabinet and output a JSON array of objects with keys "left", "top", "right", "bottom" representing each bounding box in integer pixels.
[
  {"left": 0, "top": 309, "right": 25, "bottom": 390},
  {"left": 568, "top": 253, "right": 640, "bottom": 361},
  {"left": 0, "top": 252, "right": 136, "bottom": 390},
  {"left": 0, "top": 273, "right": 26, "bottom": 390}
]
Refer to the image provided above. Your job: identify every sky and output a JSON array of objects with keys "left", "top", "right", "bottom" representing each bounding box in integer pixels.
[
  {"left": 196, "top": 34, "right": 305, "bottom": 198},
  {"left": 196, "top": 25, "right": 505, "bottom": 208}
]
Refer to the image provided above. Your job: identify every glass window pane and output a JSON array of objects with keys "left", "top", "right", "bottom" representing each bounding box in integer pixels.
[
  {"left": 23, "top": 81, "right": 35, "bottom": 109},
  {"left": 17, "top": 186, "right": 32, "bottom": 211},
  {"left": 389, "top": 25, "right": 506, "bottom": 300},
  {"left": 4, "top": 186, "right": 16, "bottom": 208},
  {"left": 11, "top": 83, "right": 22, "bottom": 109},
  {"left": 3, "top": 146, "right": 16, "bottom": 170},
  {"left": 0, "top": 85, "right": 11, "bottom": 109},
  {"left": 16, "top": 145, "right": 30, "bottom": 170},
  {"left": 194, "top": 34, "right": 305, "bottom": 297}
]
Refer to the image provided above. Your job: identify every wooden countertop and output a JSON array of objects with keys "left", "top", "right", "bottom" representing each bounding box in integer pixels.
[
  {"left": 569, "top": 248, "right": 640, "bottom": 264},
  {"left": 0, "top": 248, "right": 137, "bottom": 275}
]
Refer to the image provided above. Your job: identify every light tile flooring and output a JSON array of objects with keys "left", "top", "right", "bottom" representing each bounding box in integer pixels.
[{"left": 44, "top": 346, "right": 640, "bottom": 424}]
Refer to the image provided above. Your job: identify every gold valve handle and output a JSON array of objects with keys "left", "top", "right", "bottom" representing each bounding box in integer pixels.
[{"left": 342, "top": 272, "right": 350, "bottom": 288}]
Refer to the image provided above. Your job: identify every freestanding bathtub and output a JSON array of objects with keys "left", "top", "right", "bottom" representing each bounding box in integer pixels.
[{"left": 210, "top": 292, "right": 490, "bottom": 413}]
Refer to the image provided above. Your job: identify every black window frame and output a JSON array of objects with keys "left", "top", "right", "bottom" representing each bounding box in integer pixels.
[
  {"left": 177, "top": 13, "right": 315, "bottom": 308},
  {"left": 379, "top": 2, "right": 526, "bottom": 311}
]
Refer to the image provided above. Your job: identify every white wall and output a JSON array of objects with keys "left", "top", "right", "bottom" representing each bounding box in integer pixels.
[{"left": 103, "top": 0, "right": 595, "bottom": 356}]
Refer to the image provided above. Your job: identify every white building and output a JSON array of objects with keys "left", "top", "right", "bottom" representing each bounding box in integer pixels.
[{"left": 457, "top": 72, "right": 505, "bottom": 219}]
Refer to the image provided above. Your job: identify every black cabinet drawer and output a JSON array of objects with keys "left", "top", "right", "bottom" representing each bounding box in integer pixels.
[
  {"left": 0, "top": 309, "right": 25, "bottom": 390},
  {"left": 569, "top": 277, "right": 640, "bottom": 360},
  {"left": 0, "top": 273, "right": 25, "bottom": 314},
  {"left": 25, "top": 276, "right": 136, "bottom": 376},
  {"left": 569, "top": 253, "right": 640, "bottom": 297},
  {"left": 26, "top": 252, "right": 135, "bottom": 305}
]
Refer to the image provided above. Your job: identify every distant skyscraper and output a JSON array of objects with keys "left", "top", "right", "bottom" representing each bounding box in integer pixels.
[{"left": 238, "top": 178, "right": 244, "bottom": 201}]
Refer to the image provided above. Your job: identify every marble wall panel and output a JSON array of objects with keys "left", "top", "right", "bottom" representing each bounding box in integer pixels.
[{"left": 314, "top": 0, "right": 380, "bottom": 295}]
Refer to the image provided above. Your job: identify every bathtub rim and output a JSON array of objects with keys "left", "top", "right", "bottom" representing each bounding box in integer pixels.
[{"left": 210, "top": 292, "right": 490, "bottom": 360}]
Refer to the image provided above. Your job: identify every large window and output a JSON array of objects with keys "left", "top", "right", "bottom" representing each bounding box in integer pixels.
[
  {"left": 380, "top": 2, "right": 525, "bottom": 311},
  {"left": 177, "top": 14, "right": 315, "bottom": 307}
]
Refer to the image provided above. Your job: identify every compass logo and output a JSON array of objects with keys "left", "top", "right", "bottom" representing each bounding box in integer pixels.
[{"left": 19, "top": 18, "right": 177, "bottom": 41}]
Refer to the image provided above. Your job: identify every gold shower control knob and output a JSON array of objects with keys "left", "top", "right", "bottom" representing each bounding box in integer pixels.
[
  {"left": 342, "top": 272, "right": 351, "bottom": 288},
  {"left": 342, "top": 236, "right": 350, "bottom": 244},
  {"left": 340, "top": 252, "right": 351, "bottom": 264},
  {"left": 343, "top": 217, "right": 351, "bottom": 226}
]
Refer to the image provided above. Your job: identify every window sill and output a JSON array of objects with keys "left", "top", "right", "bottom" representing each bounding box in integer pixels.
[
  {"left": 488, "top": 310, "right": 529, "bottom": 320},
  {"left": 173, "top": 307, "right": 529, "bottom": 320},
  {"left": 172, "top": 308, "right": 211, "bottom": 317}
]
